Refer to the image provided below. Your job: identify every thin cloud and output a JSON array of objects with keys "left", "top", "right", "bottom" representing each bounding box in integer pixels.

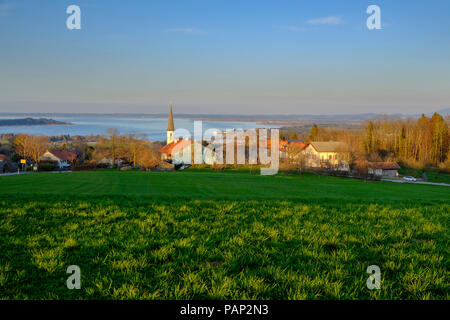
[
  {"left": 0, "top": 3, "right": 14, "bottom": 16},
  {"left": 164, "top": 28, "right": 206, "bottom": 34},
  {"left": 306, "top": 16, "right": 343, "bottom": 25}
]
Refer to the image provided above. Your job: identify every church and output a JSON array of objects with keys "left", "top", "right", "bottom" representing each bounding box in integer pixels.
[{"left": 159, "top": 105, "right": 212, "bottom": 165}]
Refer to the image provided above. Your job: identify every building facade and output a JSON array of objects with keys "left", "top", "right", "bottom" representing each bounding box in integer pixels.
[
  {"left": 367, "top": 162, "right": 400, "bottom": 177},
  {"left": 303, "top": 141, "right": 350, "bottom": 171}
]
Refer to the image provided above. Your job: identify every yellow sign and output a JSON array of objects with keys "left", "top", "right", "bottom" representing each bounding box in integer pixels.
[{"left": 20, "top": 159, "right": 26, "bottom": 164}]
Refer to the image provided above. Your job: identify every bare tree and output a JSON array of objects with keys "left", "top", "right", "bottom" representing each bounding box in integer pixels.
[
  {"left": 106, "top": 128, "right": 119, "bottom": 167},
  {"left": 14, "top": 134, "right": 49, "bottom": 163},
  {"left": 117, "top": 133, "right": 147, "bottom": 168},
  {"left": 288, "top": 143, "right": 306, "bottom": 178},
  {"left": 137, "top": 146, "right": 160, "bottom": 169}
]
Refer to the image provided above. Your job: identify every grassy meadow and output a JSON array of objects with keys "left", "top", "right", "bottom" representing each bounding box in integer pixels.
[{"left": 0, "top": 169, "right": 449, "bottom": 299}]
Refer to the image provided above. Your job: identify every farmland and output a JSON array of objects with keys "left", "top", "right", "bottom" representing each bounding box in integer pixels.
[{"left": 0, "top": 170, "right": 449, "bottom": 299}]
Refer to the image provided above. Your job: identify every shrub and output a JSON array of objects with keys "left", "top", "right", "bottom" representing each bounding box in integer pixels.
[{"left": 38, "top": 163, "right": 56, "bottom": 171}]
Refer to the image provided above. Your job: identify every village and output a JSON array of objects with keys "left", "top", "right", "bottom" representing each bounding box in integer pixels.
[
  {"left": 2, "top": 1, "right": 450, "bottom": 304},
  {"left": 2, "top": 106, "right": 445, "bottom": 183}
]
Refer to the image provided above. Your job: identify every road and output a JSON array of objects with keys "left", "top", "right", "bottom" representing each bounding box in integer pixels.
[
  {"left": 0, "top": 172, "right": 31, "bottom": 177},
  {"left": 382, "top": 178, "right": 450, "bottom": 187}
]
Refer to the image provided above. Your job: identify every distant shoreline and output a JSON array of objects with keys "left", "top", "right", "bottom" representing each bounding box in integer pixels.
[
  {"left": 0, "top": 109, "right": 447, "bottom": 128},
  {"left": 0, "top": 118, "right": 72, "bottom": 127}
]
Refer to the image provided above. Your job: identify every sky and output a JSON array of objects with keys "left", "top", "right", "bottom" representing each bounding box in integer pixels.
[{"left": 0, "top": 0, "right": 449, "bottom": 115}]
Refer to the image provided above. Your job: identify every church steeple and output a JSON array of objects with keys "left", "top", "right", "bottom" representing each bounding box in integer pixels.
[{"left": 167, "top": 105, "right": 175, "bottom": 144}]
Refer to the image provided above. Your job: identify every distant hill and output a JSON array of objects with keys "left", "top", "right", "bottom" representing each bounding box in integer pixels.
[
  {"left": 0, "top": 118, "right": 71, "bottom": 126},
  {"left": 0, "top": 112, "right": 407, "bottom": 122}
]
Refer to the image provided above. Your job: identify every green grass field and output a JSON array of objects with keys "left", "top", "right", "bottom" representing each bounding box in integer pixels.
[{"left": 0, "top": 170, "right": 449, "bottom": 299}]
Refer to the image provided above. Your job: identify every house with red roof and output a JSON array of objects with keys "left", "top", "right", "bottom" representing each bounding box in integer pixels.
[
  {"left": 41, "top": 149, "right": 77, "bottom": 169},
  {"left": 283, "top": 140, "right": 306, "bottom": 162}
]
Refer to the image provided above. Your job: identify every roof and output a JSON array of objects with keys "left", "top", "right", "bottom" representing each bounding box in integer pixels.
[
  {"left": 159, "top": 139, "right": 192, "bottom": 155},
  {"left": 167, "top": 105, "right": 175, "bottom": 131},
  {"left": 47, "top": 149, "right": 77, "bottom": 161},
  {"left": 368, "top": 161, "right": 401, "bottom": 170},
  {"left": 287, "top": 139, "right": 304, "bottom": 143},
  {"left": 307, "top": 141, "right": 349, "bottom": 152},
  {"left": 286, "top": 141, "right": 306, "bottom": 150},
  {"left": 266, "top": 140, "right": 288, "bottom": 149}
]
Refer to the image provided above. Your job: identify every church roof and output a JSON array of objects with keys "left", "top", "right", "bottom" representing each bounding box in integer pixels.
[
  {"left": 159, "top": 139, "right": 192, "bottom": 155},
  {"left": 167, "top": 105, "right": 175, "bottom": 131}
]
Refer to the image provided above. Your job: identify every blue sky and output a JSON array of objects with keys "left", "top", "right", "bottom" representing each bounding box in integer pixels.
[{"left": 0, "top": 0, "right": 449, "bottom": 114}]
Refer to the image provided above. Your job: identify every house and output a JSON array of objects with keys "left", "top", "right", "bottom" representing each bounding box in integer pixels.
[
  {"left": 0, "top": 154, "right": 16, "bottom": 173},
  {"left": 40, "top": 149, "right": 77, "bottom": 169},
  {"left": 367, "top": 161, "right": 400, "bottom": 177},
  {"left": 160, "top": 138, "right": 217, "bottom": 165},
  {"left": 266, "top": 139, "right": 288, "bottom": 159},
  {"left": 303, "top": 141, "right": 350, "bottom": 171},
  {"left": 283, "top": 140, "right": 306, "bottom": 162}
]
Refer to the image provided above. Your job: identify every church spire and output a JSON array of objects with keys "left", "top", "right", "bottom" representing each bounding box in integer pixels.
[
  {"left": 167, "top": 105, "right": 174, "bottom": 132},
  {"left": 166, "top": 105, "right": 175, "bottom": 144}
]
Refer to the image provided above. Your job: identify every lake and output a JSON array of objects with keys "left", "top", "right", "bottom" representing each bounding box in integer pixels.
[{"left": 0, "top": 116, "right": 277, "bottom": 141}]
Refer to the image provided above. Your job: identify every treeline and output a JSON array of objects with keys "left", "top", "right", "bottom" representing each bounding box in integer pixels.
[
  {"left": 90, "top": 129, "right": 160, "bottom": 169},
  {"left": 299, "top": 113, "right": 450, "bottom": 170},
  {"left": 362, "top": 113, "right": 449, "bottom": 168}
]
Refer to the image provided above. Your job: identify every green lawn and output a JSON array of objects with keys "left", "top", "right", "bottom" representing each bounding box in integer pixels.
[
  {"left": 2, "top": 169, "right": 450, "bottom": 201},
  {"left": 0, "top": 170, "right": 449, "bottom": 299}
]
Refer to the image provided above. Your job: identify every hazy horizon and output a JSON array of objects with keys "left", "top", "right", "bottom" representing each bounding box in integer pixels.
[
  {"left": 1, "top": 1, "right": 449, "bottom": 114},
  {"left": 0, "top": 105, "right": 448, "bottom": 117}
]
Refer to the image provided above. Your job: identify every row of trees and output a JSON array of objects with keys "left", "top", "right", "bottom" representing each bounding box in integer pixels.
[
  {"left": 91, "top": 129, "right": 160, "bottom": 169},
  {"left": 362, "top": 113, "right": 449, "bottom": 167}
]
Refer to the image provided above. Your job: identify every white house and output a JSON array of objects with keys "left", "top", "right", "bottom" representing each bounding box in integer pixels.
[
  {"left": 303, "top": 141, "right": 350, "bottom": 171},
  {"left": 40, "top": 149, "right": 77, "bottom": 168}
]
